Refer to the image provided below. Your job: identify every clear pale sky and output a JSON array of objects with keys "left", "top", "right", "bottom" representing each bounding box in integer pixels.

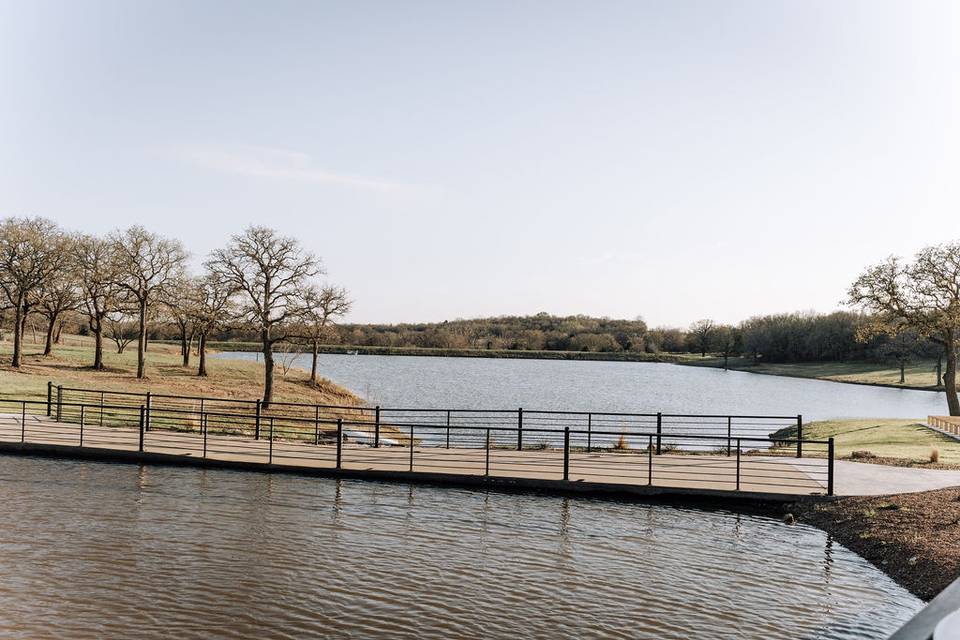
[{"left": 2, "top": 1, "right": 958, "bottom": 326}]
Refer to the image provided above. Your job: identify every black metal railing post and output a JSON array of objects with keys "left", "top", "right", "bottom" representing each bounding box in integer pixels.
[
  {"left": 254, "top": 399, "right": 261, "bottom": 440},
  {"left": 46, "top": 381, "right": 52, "bottom": 416},
  {"left": 314, "top": 406, "right": 320, "bottom": 446},
  {"left": 374, "top": 406, "right": 381, "bottom": 448},
  {"left": 485, "top": 427, "right": 491, "bottom": 476},
  {"left": 268, "top": 416, "right": 274, "bottom": 464},
  {"left": 656, "top": 412, "right": 662, "bottom": 454},
  {"left": 202, "top": 412, "right": 208, "bottom": 458},
  {"left": 336, "top": 418, "right": 343, "bottom": 469},
  {"left": 726, "top": 416, "right": 732, "bottom": 457},
  {"left": 21, "top": 401, "right": 26, "bottom": 443},
  {"left": 735, "top": 439, "right": 741, "bottom": 491},
  {"left": 445, "top": 410, "right": 451, "bottom": 449},
  {"left": 56, "top": 385, "right": 62, "bottom": 422},
  {"left": 827, "top": 437, "right": 835, "bottom": 496},
  {"left": 647, "top": 435, "right": 653, "bottom": 485},
  {"left": 99, "top": 391, "right": 104, "bottom": 427},
  {"left": 587, "top": 413, "right": 592, "bottom": 452},
  {"left": 145, "top": 392, "right": 151, "bottom": 432},
  {"left": 563, "top": 427, "right": 570, "bottom": 481},
  {"left": 796, "top": 414, "right": 803, "bottom": 458},
  {"left": 138, "top": 405, "right": 145, "bottom": 452},
  {"left": 79, "top": 405, "right": 85, "bottom": 446},
  {"left": 517, "top": 407, "right": 523, "bottom": 451},
  {"left": 409, "top": 426, "right": 414, "bottom": 472}
]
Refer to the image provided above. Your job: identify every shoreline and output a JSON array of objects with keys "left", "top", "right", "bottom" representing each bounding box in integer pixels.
[{"left": 786, "top": 487, "right": 960, "bottom": 601}]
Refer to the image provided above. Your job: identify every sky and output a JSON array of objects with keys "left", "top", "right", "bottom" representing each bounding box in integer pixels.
[{"left": 2, "top": 0, "right": 959, "bottom": 327}]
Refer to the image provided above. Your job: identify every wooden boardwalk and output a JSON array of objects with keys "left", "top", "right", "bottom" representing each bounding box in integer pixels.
[{"left": 0, "top": 412, "right": 829, "bottom": 498}]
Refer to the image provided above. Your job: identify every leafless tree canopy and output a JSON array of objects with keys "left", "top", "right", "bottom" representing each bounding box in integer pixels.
[
  {"left": 73, "top": 234, "right": 122, "bottom": 369},
  {"left": 109, "top": 226, "right": 187, "bottom": 378},
  {"left": 688, "top": 319, "right": 716, "bottom": 358},
  {"left": 206, "top": 226, "right": 321, "bottom": 405},
  {"left": 293, "top": 284, "right": 353, "bottom": 383},
  {"left": 0, "top": 217, "right": 70, "bottom": 366}
]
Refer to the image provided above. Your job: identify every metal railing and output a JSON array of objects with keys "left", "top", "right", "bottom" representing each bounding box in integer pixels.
[
  {"left": 46, "top": 381, "right": 807, "bottom": 452},
  {"left": 0, "top": 386, "right": 837, "bottom": 496}
]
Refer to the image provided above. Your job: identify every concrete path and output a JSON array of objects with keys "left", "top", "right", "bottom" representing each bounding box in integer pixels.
[{"left": 833, "top": 460, "right": 960, "bottom": 496}]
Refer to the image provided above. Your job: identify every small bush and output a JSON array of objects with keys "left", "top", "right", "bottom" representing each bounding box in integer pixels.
[
  {"left": 930, "top": 447, "right": 940, "bottom": 464},
  {"left": 613, "top": 431, "right": 630, "bottom": 450}
]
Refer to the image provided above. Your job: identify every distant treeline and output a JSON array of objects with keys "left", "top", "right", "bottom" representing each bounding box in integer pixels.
[{"left": 202, "top": 311, "right": 940, "bottom": 365}]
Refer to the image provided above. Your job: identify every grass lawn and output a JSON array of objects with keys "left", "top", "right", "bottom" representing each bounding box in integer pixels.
[
  {"left": 772, "top": 419, "right": 960, "bottom": 468},
  {"left": 685, "top": 356, "right": 942, "bottom": 390},
  {"left": 0, "top": 335, "right": 364, "bottom": 407}
]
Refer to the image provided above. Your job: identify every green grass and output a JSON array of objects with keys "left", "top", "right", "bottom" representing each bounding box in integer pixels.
[
  {"left": 685, "top": 357, "right": 942, "bottom": 390},
  {"left": 772, "top": 419, "right": 960, "bottom": 466}
]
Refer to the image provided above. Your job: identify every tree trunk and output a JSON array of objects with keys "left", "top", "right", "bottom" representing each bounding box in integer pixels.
[
  {"left": 262, "top": 328, "right": 274, "bottom": 408},
  {"left": 944, "top": 341, "right": 960, "bottom": 416},
  {"left": 136, "top": 297, "right": 147, "bottom": 378},
  {"left": 43, "top": 315, "right": 55, "bottom": 356},
  {"left": 180, "top": 327, "right": 190, "bottom": 367},
  {"left": 899, "top": 361, "right": 905, "bottom": 384},
  {"left": 197, "top": 333, "right": 208, "bottom": 377},
  {"left": 11, "top": 301, "right": 23, "bottom": 367},
  {"left": 937, "top": 355, "right": 943, "bottom": 387},
  {"left": 93, "top": 322, "right": 104, "bottom": 370},
  {"left": 723, "top": 353, "right": 728, "bottom": 370},
  {"left": 310, "top": 339, "right": 319, "bottom": 383}
]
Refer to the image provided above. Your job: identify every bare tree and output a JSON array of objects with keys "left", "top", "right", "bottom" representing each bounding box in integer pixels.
[
  {"left": 36, "top": 262, "right": 79, "bottom": 356},
  {"left": 190, "top": 274, "right": 234, "bottom": 377},
  {"left": 73, "top": 234, "right": 122, "bottom": 370},
  {"left": 206, "top": 227, "right": 320, "bottom": 407},
  {"left": 712, "top": 324, "right": 742, "bottom": 370},
  {"left": 106, "top": 311, "right": 137, "bottom": 354},
  {"left": 0, "top": 217, "right": 68, "bottom": 366},
  {"left": 849, "top": 243, "right": 960, "bottom": 415},
  {"left": 688, "top": 319, "right": 716, "bottom": 357},
  {"left": 109, "top": 226, "right": 187, "bottom": 378},
  {"left": 294, "top": 284, "right": 352, "bottom": 384},
  {"left": 163, "top": 277, "right": 200, "bottom": 367}
]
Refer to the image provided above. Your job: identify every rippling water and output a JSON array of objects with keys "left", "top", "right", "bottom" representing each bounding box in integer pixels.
[
  {"left": 219, "top": 352, "right": 946, "bottom": 420},
  {"left": 0, "top": 456, "right": 920, "bottom": 639}
]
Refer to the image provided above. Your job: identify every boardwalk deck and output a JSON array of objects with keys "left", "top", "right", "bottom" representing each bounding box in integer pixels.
[{"left": 0, "top": 413, "right": 828, "bottom": 498}]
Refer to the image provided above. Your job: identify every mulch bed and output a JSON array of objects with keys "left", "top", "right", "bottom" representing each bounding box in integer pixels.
[{"left": 789, "top": 488, "right": 960, "bottom": 601}]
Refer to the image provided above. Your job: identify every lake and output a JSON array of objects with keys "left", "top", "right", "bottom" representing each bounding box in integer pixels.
[
  {"left": 0, "top": 456, "right": 921, "bottom": 639},
  {"left": 222, "top": 352, "right": 946, "bottom": 420}
]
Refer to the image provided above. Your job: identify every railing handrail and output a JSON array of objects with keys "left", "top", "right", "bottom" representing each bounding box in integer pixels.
[
  {"left": 2, "top": 397, "right": 829, "bottom": 445},
  {"left": 47, "top": 381, "right": 802, "bottom": 423}
]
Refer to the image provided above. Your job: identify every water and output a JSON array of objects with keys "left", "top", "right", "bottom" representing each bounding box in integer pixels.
[
  {"left": 0, "top": 456, "right": 921, "bottom": 639},
  {"left": 222, "top": 352, "right": 946, "bottom": 420}
]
